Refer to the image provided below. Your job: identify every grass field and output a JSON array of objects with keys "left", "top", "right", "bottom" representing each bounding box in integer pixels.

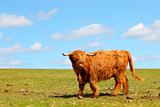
[{"left": 0, "top": 69, "right": 160, "bottom": 107}]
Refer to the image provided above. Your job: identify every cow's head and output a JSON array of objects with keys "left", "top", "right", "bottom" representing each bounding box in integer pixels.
[{"left": 62, "top": 50, "right": 96, "bottom": 70}]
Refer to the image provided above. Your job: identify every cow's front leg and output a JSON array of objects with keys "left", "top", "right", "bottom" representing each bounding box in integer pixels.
[
  {"left": 90, "top": 80, "right": 99, "bottom": 98},
  {"left": 77, "top": 75, "right": 85, "bottom": 99},
  {"left": 77, "top": 82, "right": 85, "bottom": 99}
]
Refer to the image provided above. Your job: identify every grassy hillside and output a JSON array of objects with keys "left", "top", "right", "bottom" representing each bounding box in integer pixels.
[{"left": 0, "top": 69, "right": 160, "bottom": 107}]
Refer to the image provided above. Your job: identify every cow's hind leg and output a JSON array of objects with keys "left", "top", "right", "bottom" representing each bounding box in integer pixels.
[
  {"left": 111, "top": 74, "right": 123, "bottom": 96},
  {"left": 90, "top": 80, "right": 99, "bottom": 98},
  {"left": 123, "top": 75, "right": 129, "bottom": 95}
]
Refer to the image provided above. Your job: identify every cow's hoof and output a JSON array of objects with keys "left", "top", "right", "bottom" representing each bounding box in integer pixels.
[
  {"left": 90, "top": 95, "right": 98, "bottom": 98},
  {"left": 111, "top": 92, "right": 118, "bottom": 96},
  {"left": 122, "top": 93, "right": 128, "bottom": 96},
  {"left": 78, "top": 96, "right": 83, "bottom": 99}
]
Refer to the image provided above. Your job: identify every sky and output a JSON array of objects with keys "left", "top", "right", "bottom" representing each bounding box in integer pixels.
[{"left": 0, "top": 0, "right": 160, "bottom": 69}]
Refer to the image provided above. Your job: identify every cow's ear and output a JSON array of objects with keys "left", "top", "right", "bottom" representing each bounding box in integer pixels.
[
  {"left": 83, "top": 62, "right": 89, "bottom": 71},
  {"left": 86, "top": 52, "right": 97, "bottom": 56}
]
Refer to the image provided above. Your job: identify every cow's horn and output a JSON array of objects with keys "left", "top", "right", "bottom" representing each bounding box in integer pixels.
[
  {"left": 62, "top": 52, "right": 72, "bottom": 56},
  {"left": 86, "top": 52, "right": 97, "bottom": 56}
]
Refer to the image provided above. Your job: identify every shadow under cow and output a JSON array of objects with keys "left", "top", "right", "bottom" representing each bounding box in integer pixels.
[{"left": 48, "top": 93, "right": 111, "bottom": 98}]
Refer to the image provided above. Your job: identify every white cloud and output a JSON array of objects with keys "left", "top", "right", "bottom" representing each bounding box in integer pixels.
[
  {"left": 0, "top": 58, "right": 23, "bottom": 68},
  {"left": 51, "top": 23, "right": 113, "bottom": 40},
  {"left": 151, "top": 54, "right": 160, "bottom": 60},
  {"left": 133, "top": 54, "right": 160, "bottom": 62},
  {"left": 9, "top": 60, "right": 22, "bottom": 66},
  {"left": 30, "top": 42, "right": 43, "bottom": 52},
  {"left": 37, "top": 8, "right": 58, "bottom": 20},
  {"left": 124, "top": 23, "right": 150, "bottom": 37},
  {"left": 51, "top": 33, "right": 64, "bottom": 40},
  {"left": 0, "top": 43, "right": 23, "bottom": 55},
  {"left": 124, "top": 20, "right": 160, "bottom": 41},
  {"left": 72, "top": 23, "right": 112, "bottom": 38},
  {"left": 0, "top": 42, "right": 51, "bottom": 56},
  {"left": 0, "top": 13, "right": 32, "bottom": 27},
  {"left": 0, "top": 32, "right": 2, "bottom": 37},
  {"left": 0, "top": 42, "right": 51, "bottom": 68},
  {"left": 29, "top": 42, "right": 51, "bottom": 52},
  {"left": 88, "top": 41, "right": 104, "bottom": 48},
  {"left": 79, "top": 41, "right": 104, "bottom": 50},
  {"left": 0, "top": 32, "right": 11, "bottom": 41}
]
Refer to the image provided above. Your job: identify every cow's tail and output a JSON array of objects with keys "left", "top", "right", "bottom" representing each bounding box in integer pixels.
[{"left": 128, "top": 52, "right": 143, "bottom": 81}]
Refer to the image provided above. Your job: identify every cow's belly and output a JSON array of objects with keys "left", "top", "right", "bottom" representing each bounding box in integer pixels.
[{"left": 98, "top": 67, "right": 116, "bottom": 80}]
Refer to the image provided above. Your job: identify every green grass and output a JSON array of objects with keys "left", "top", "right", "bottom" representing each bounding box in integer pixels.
[{"left": 0, "top": 69, "right": 160, "bottom": 107}]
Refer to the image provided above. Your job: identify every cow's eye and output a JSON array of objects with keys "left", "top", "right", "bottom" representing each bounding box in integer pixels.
[
  {"left": 74, "top": 57, "right": 79, "bottom": 62},
  {"left": 70, "top": 55, "right": 78, "bottom": 63}
]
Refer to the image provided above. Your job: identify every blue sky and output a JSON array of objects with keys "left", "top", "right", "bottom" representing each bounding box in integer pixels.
[{"left": 0, "top": 0, "right": 160, "bottom": 68}]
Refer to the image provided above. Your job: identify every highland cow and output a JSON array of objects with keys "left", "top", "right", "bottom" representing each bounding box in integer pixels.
[{"left": 63, "top": 50, "right": 142, "bottom": 98}]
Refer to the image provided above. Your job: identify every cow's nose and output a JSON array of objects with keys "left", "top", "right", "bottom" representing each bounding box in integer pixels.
[{"left": 79, "top": 64, "right": 84, "bottom": 67}]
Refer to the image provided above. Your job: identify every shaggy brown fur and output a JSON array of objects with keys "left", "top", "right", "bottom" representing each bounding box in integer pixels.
[{"left": 63, "top": 50, "right": 142, "bottom": 98}]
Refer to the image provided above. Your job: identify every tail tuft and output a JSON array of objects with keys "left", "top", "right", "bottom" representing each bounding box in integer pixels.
[
  {"left": 128, "top": 51, "right": 143, "bottom": 81},
  {"left": 132, "top": 73, "right": 144, "bottom": 81}
]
